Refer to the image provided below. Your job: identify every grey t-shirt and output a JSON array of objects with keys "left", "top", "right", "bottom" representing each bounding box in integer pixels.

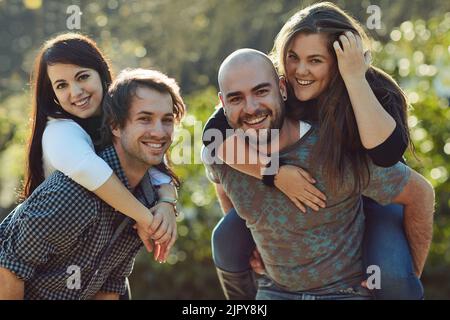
[{"left": 205, "top": 124, "right": 411, "bottom": 293}]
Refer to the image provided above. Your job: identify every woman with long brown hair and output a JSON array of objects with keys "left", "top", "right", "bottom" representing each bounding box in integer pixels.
[{"left": 204, "top": 2, "right": 423, "bottom": 299}]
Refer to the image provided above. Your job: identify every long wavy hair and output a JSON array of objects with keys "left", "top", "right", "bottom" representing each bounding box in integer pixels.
[
  {"left": 21, "top": 33, "right": 113, "bottom": 200},
  {"left": 270, "top": 2, "right": 411, "bottom": 194}
]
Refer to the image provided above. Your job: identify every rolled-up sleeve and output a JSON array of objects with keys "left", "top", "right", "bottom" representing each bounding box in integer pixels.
[
  {"left": 101, "top": 257, "right": 136, "bottom": 295},
  {"left": 0, "top": 206, "right": 37, "bottom": 280},
  {"left": 100, "top": 276, "right": 128, "bottom": 295},
  {"left": 0, "top": 206, "right": 57, "bottom": 280},
  {"left": 0, "top": 253, "right": 35, "bottom": 281},
  {"left": 0, "top": 178, "right": 98, "bottom": 281},
  {"left": 365, "top": 123, "right": 408, "bottom": 167}
]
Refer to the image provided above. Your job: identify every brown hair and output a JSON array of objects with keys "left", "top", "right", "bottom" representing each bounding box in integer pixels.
[
  {"left": 100, "top": 68, "right": 186, "bottom": 187},
  {"left": 21, "top": 32, "right": 113, "bottom": 200},
  {"left": 270, "top": 2, "right": 411, "bottom": 194}
]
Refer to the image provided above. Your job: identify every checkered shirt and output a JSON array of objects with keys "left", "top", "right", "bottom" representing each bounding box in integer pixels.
[{"left": 0, "top": 146, "right": 156, "bottom": 299}]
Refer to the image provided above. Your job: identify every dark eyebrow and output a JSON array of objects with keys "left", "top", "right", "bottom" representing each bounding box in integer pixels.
[
  {"left": 287, "top": 50, "right": 326, "bottom": 59},
  {"left": 136, "top": 111, "right": 174, "bottom": 117},
  {"left": 136, "top": 111, "right": 154, "bottom": 117},
  {"left": 307, "top": 54, "right": 326, "bottom": 59},
  {"left": 75, "top": 69, "right": 90, "bottom": 78},
  {"left": 252, "top": 83, "right": 271, "bottom": 92},
  {"left": 53, "top": 79, "right": 66, "bottom": 85},
  {"left": 53, "top": 69, "right": 90, "bottom": 85},
  {"left": 225, "top": 82, "right": 271, "bottom": 99},
  {"left": 225, "top": 91, "right": 242, "bottom": 99}
]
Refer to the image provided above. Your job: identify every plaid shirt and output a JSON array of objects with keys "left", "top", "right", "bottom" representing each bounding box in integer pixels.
[{"left": 0, "top": 146, "right": 156, "bottom": 300}]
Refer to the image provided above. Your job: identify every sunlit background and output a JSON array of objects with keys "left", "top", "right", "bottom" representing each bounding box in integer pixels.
[{"left": 0, "top": 0, "right": 449, "bottom": 299}]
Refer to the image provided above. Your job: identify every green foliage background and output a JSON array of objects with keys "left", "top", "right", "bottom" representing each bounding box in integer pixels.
[{"left": 0, "top": 0, "right": 449, "bottom": 299}]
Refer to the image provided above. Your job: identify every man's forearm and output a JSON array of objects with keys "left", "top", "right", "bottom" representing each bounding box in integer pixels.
[
  {"left": 403, "top": 199, "right": 434, "bottom": 276},
  {"left": 395, "top": 171, "right": 435, "bottom": 276},
  {"left": 0, "top": 267, "right": 24, "bottom": 300}
]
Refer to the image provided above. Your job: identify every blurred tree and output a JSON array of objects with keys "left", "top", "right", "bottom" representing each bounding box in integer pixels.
[{"left": 373, "top": 13, "right": 450, "bottom": 299}]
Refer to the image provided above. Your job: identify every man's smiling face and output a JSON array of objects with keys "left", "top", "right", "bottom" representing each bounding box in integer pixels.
[
  {"left": 113, "top": 86, "right": 174, "bottom": 167},
  {"left": 219, "top": 57, "right": 286, "bottom": 142}
]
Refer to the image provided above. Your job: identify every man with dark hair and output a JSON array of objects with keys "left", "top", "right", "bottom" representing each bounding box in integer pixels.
[{"left": 0, "top": 68, "right": 186, "bottom": 300}]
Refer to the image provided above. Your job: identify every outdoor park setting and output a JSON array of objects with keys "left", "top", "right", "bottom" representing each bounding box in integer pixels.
[{"left": 0, "top": 0, "right": 449, "bottom": 299}]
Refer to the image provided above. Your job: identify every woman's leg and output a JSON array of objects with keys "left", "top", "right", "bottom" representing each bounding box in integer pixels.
[
  {"left": 362, "top": 197, "right": 424, "bottom": 300},
  {"left": 212, "top": 208, "right": 256, "bottom": 272},
  {"left": 211, "top": 208, "right": 257, "bottom": 299}
]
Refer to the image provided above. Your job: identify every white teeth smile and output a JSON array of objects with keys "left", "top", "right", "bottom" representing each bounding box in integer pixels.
[
  {"left": 73, "top": 96, "right": 90, "bottom": 106},
  {"left": 143, "top": 142, "right": 164, "bottom": 148},
  {"left": 244, "top": 115, "right": 268, "bottom": 125},
  {"left": 296, "top": 79, "right": 315, "bottom": 86}
]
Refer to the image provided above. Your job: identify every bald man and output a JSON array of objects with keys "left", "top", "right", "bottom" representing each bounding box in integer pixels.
[{"left": 202, "top": 49, "right": 434, "bottom": 300}]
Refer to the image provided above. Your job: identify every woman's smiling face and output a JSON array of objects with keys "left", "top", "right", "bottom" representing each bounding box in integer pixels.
[
  {"left": 285, "top": 33, "right": 334, "bottom": 101},
  {"left": 47, "top": 63, "right": 103, "bottom": 118}
]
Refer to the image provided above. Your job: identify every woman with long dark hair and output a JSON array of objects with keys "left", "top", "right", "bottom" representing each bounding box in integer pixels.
[{"left": 204, "top": 2, "right": 423, "bottom": 300}]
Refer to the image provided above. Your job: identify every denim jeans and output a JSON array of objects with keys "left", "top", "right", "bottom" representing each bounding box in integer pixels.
[
  {"left": 362, "top": 197, "right": 423, "bottom": 299},
  {"left": 256, "top": 275, "right": 371, "bottom": 300},
  {"left": 211, "top": 197, "right": 423, "bottom": 300},
  {"left": 211, "top": 208, "right": 256, "bottom": 273}
]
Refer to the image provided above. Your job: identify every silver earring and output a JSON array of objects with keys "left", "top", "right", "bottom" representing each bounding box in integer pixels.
[{"left": 53, "top": 98, "right": 60, "bottom": 106}]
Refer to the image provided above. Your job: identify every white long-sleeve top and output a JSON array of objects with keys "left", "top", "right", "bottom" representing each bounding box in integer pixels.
[{"left": 42, "top": 118, "right": 171, "bottom": 191}]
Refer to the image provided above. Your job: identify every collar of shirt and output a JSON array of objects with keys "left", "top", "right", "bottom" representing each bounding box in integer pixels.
[
  {"left": 99, "top": 145, "right": 156, "bottom": 207},
  {"left": 98, "top": 146, "right": 132, "bottom": 191}
]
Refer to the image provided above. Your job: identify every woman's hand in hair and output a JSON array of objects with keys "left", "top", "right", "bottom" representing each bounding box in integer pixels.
[
  {"left": 333, "top": 32, "right": 371, "bottom": 83},
  {"left": 274, "top": 165, "right": 326, "bottom": 213}
]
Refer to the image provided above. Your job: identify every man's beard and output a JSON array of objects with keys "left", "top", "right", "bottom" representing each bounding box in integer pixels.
[
  {"left": 239, "top": 103, "right": 285, "bottom": 151},
  {"left": 255, "top": 104, "right": 285, "bottom": 145},
  {"left": 122, "top": 139, "right": 168, "bottom": 168}
]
